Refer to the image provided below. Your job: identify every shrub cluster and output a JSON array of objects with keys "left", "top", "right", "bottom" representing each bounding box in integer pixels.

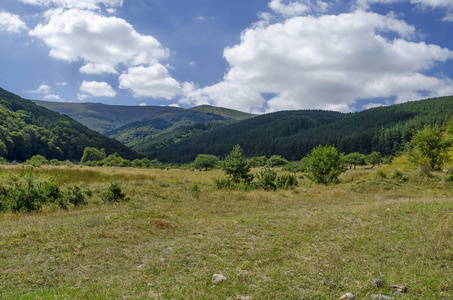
[
  {"left": 215, "top": 146, "right": 298, "bottom": 191},
  {"left": 0, "top": 169, "right": 90, "bottom": 212}
]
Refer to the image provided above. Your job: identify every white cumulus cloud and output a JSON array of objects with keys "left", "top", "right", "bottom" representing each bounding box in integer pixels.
[
  {"left": 119, "top": 65, "right": 181, "bottom": 99},
  {"left": 30, "top": 9, "right": 168, "bottom": 74},
  {"left": 18, "top": 0, "right": 124, "bottom": 10},
  {"left": 80, "top": 81, "right": 117, "bottom": 98},
  {"left": 30, "top": 84, "right": 62, "bottom": 100},
  {"left": 0, "top": 12, "right": 28, "bottom": 33},
  {"left": 268, "top": 0, "right": 329, "bottom": 17},
  {"left": 183, "top": 10, "right": 453, "bottom": 112}
]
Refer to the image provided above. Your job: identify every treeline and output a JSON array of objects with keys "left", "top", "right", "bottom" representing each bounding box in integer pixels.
[
  {"left": 142, "top": 96, "right": 453, "bottom": 163},
  {"left": 0, "top": 88, "right": 140, "bottom": 162}
]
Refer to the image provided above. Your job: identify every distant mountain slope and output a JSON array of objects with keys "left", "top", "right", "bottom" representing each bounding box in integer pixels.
[
  {"left": 189, "top": 105, "right": 254, "bottom": 120},
  {"left": 143, "top": 110, "right": 345, "bottom": 162},
  {"left": 0, "top": 88, "right": 140, "bottom": 161},
  {"left": 33, "top": 100, "right": 253, "bottom": 135},
  {"left": 32, "top": 100, "right": 192, "bottom": 134},
  {"left": 105, "top": 109, "right": 230, "bottom": 147},
  {"left": 140, "top": 96, "right": 453, "bottom": 163}
]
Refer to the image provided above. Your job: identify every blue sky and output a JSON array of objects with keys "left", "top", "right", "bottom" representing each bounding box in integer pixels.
[{"left": 0, "top": 0, "right": 452, "bottom": 113}]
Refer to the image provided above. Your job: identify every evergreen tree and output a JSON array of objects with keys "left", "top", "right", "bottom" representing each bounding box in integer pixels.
[{"left": 221, "top": 145, "right": 253, "bottom": 183}]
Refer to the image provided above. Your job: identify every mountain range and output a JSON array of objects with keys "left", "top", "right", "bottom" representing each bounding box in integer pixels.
[{"left": 3, "top": 87, "right": 453, "bottom": 164}]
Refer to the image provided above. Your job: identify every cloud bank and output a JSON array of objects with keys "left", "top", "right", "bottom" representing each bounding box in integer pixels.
[{"left": 183, "top": 8, "right": 453, "bottom": 112}]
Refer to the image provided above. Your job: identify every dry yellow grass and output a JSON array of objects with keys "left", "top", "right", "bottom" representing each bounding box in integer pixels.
[{"left": 0, "top": 165, "right": 452, "bottom": 299}]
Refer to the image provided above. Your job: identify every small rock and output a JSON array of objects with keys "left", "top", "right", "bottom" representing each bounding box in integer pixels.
[
  {"left": 212, "top": 273, "right": 227, "bottom": 284},
  {"left": 339, "top": 292, "right": 356, "bottom": 299},
  {"left": 370, "top": 278, "right": 385, "bottom": 288},
  {"left": 370, "top": 295, "right": 394, "bottom": 299},
  {"left": 389, "top": 284, "right": 408, "bottom": 293}
]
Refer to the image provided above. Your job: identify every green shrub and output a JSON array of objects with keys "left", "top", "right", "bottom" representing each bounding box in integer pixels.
[
  {"left": 42, "top": 181, "right": 66, "bottom": 209},
  {"left": 214, "top": 177, "right": 235, "bottom": 190},
  {"left": 5, "top": 169, "right": 44, "bottom": 212},
  {"left": 25, "top": 155, "right": 49, "bottom": 167},
  {"left": 66, "top": 185, "right": 88, "bottom": 207},
  {"left": 102, "top": 183, "right": 127, "bottom": 203},
  {"left": 256, "top": 168, "right": 277, "bottom": 190},
  {"left": 276, "top": 174, "right": 299, "bottom": 189},
  {"left": 266, "top": 155, "right": 289, "bottom": 167},
  {"left": 391, "top": 170, "right": 408, "bottom": 181}
]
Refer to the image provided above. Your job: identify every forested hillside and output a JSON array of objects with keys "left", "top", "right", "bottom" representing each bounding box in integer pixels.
[
  {"left": 0, "top": 88, "right": 140, "bottom": 161},
  {"left": 141, "top": 96, "right": 453, "bottom": 163},
  {"left": 144, "top": 110, "right": 345, "bottom": 162},
  {"left": 106, "top": 110, "right": 232, "bottom": 147}
]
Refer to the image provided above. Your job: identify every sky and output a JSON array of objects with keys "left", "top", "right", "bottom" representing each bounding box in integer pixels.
[{"left": 0, "top": 0, "right": 452, "bottom": 113}]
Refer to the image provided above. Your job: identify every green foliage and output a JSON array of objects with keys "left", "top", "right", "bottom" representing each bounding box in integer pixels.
[
  {"left": 0, "top": 88, "right": 140, "bottom": 162},
  {"left": 344, "top": 152, "right": 366, "bottom": 169},
  {"left": 193, "top": 154, "right": 219, "bottom": 171},
  {"left": 305, "top": 145, "right": 346, "bottom": 184},
  {"left": 256, "top": 168, "right": 299, "bottom": 190},
  {"left": 247, "top": 156, "right": 268, "bottom": 167},
  {"left": 221, "top": 145, "right": 253, "bottom": 184},
  {"left": 0, "top": 167, "right": 93, "bottom": 212},
  {"left": 299, "top": 157, "right": 309, "bottom": 172},
  {"left": 141, "top": 96, "right": 453, "bottom": 163},
  {"left": 366, "top": 151, "right": 382, "bottom": 169},
  {"left": 266, "top": 155, "right": 289, "bottom": 167},
  {"left": 81, "top": 147, "right": 106, "bottom": 163},
  {"left": 275, "top": 174, "right": 299, "bottom": 189},
  {"left": 214, "top": 177, "right": 235, "bottom": 190},
  {"left": 391, "top": 170, "right": 408, "bottom": 181},
  {"left": 131, "top": 158, "right": 152, "bottom": 168},
  {"left": 102, "top": 183, "right": 127, "bottom": 203},
  {"left": 256, "top": 168, "right": 278, "bottom": 190},
  {"left": 445, "top": 168, "right": 453, "bottom": 182},
  {"left": 102, "top": 153, "right": 131, "bottom": 167},
  {"left": 2, "top": 169, "right": 44, "bottom": 212},
  {"left": 25, "top": 155, "right": 49, "bottom": 167},
  {"left": 282, "top": 161, "right": 300, "bottom": 173},
  {"left": 407, "top": 124, "right": 450, "bottom": 171},
  {"left": 66, "top": 186, "right": 88, "bottom": 207}
]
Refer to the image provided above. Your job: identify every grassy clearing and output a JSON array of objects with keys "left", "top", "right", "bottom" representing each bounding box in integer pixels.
[{"left": 0, "top": 165, "right": 452, "bottom": 299}]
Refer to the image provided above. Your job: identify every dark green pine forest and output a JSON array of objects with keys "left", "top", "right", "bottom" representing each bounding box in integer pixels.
[
  {"left": 141, "top": 96, "right": 453, "bottom": 163},
  {"left": 0, "top": 88, "right": 140, "bottom": 162}
]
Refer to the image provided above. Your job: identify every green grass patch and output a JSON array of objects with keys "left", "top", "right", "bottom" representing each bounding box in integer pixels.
[{"left": 0, "top": 165, "right": 452, "bottom": 299}]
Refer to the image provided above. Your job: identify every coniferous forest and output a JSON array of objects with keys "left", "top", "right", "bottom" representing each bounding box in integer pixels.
[{"left": 137, "top": 96, "right": 453, "bottom": 163}]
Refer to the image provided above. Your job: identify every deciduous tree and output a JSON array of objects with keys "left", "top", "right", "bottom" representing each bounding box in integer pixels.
[
  {"left": 407, "top": 124, "right": 450, "bottom": 170},
  {"left": 305, "top": 145, "right": 346, "bottom": 184}
]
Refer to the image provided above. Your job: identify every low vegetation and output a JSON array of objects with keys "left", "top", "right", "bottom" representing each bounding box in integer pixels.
[{"left": 0, "top": 162, "right": 452, "bottom": 299}]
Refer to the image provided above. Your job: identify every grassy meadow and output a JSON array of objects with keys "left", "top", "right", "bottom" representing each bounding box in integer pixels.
[{"left": 0, "top": 164, "right": 452, "bottom": 299}]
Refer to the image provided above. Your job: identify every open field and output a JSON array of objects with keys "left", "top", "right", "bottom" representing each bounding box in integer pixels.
[{"left": 0, "top": 165, "right": 452, "bottom": 299}]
